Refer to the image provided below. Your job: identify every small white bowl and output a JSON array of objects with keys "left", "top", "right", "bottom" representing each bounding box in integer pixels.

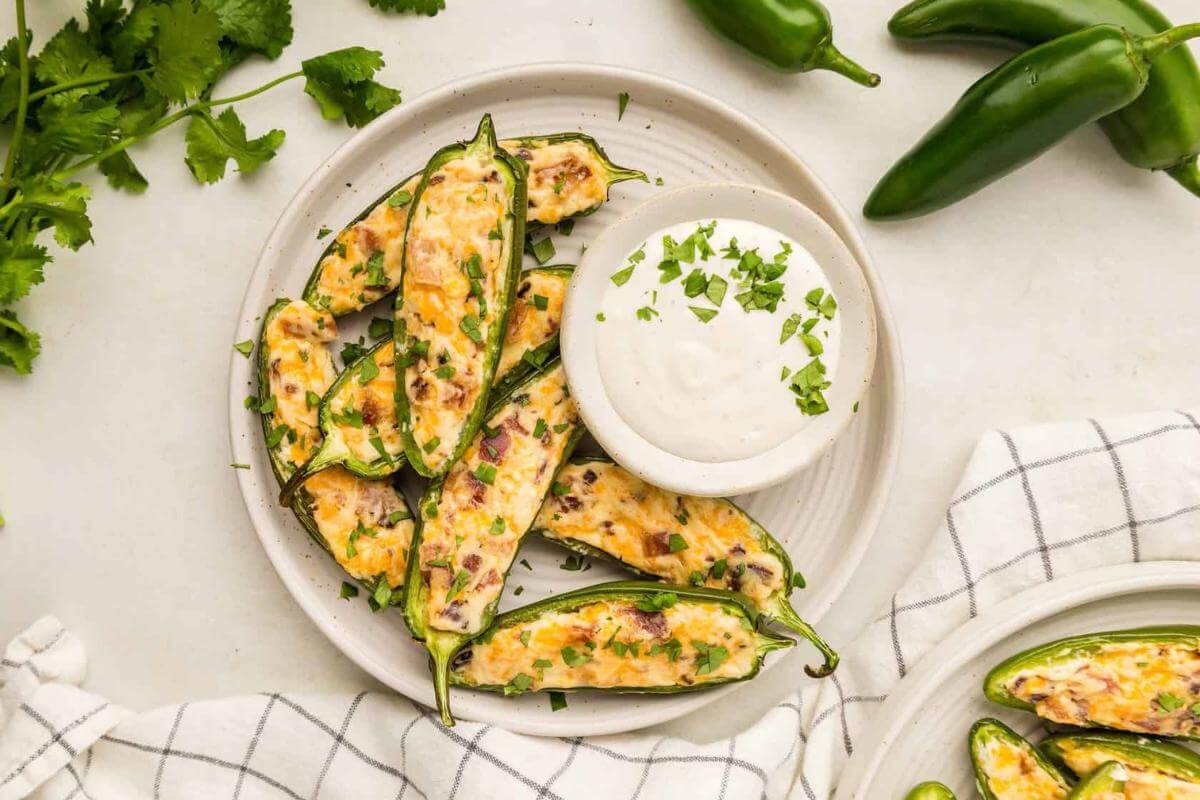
[{"left": 561, "top": 183, "right": 878, "bottom": 497}]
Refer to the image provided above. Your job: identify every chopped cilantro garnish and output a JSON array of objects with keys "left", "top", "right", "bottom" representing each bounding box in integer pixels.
[
  {"left": 551, "top": 481, "right": 570, "bottom": 496},
  {"left": 331, "top": 405, "right": 363, "bottom": 428},
  {"left": 533, "top": 658, "right": 553, "bottom": 679},
  {"left": 318, "top": 226, "right": 333, "bottom": 239},
  {"left": 265, "top": 424, "right": 290, "bottom": 448},
  {"left": 388, "top": 189, "right": 412, "bottom": 207},
  {"left": 434, "top": 365, "right": 456, "bottom": 379},
  {"left": 819, "top": 293, "right": 838, "bottom": 319},
  {"left": 340, "top": 339, "right": 369, "bottom": 365},
  {"left": 369, "top": 434, "right": 390, "bottom": 462},
  {"left": 780, "top": 313, "right": 803, "bottom": 344},
  {"left": 636, "top": 306, "right": 659, "bottom": 322},
  {"left": 618, "top": 91, "right": 630, "bottom": 120},
  {"left": 446, "top": 569, "right": 470, "bottom": 601},
  {"left": 459, "top": 315, "right": 483, "bottom": 343},
  {"left": 649, "top": 638, "right": 682, "bottom": 662},
  {"left": 595, "top": 312, "right": 606, "bottom": 322},
  {"left": 710, "top": 559, "right": 728, "bottom": 579},
  {"left": 520, "top": 558, "right": 533, "bottom": 571},
  {"left": 368, "top": 317, "right": 392, "bottom": 339},
  {"left": 800, "top": 333, "right": 823, "bottom": 355},
  {"left": 257, "top": 396, "right": 278, "bottom": 415},
  {"left": 532, "top": 294, "right": 549, "bottom": 311},
  {"left": 519, "top": 630, "right": 532, "bottom": 647},
  {"left": 553, "top": 422, "right": 569, "bottom": 434},
  {"left": 561, "top": 646, "right": 592, "bottom": 667},
  {"left": 634, "top": 592, "right": 677, "bottom": 612},
  {"left": 386, "top": 509, "right": 410, "bottom": 526},
  {"left": 560, "top": 554, "right": 588, "bottom": 571},
  {"left": 657, "top": 259, "right": 682, "bottom": 283},
  {"left": 339, "top": 582, "right": 359, "bottom": 599},
  {"left": 692, "top": 641, "right": 729, "bottom": 675},
  {"left": 689, "top": 570, "right": 704, "bottom": 586},
  {"left": 553, "top": 174, "right": 566, "bottom": 194},
  {"left": 667, "top": 533, "right": 688, "bottom": 553},
  {"left": 358, "top": 357, "right": 380, "bottom": 384},
  {"left": 549, "top": 692, "right": 567, "bottom": 711},
  {"left": 683, "top": 269, "right": 707, "bottom": 297},
  {"left": 790, "top": 357, "right": 831, "bottom": 416},
  {"left": 1157, "top": 692, "right": 1186, "bottom": 712},
  {"left": 473, "top": 463, "right": 497, "bottom": 485},
  {"left": 490, "top": 516, "right": 506, "bottom": 536},
  {"left": 233, "top": 339, "right": 254, "bottom": 357},
  {"left": 557, "top": 219, "right": 575, "bottom": 236},
  {"left": 610, "top": 265, "right": 635, "bottom": 286},
  {"left": 230, "top": 463, "right": 251, "bottom": 470},
  {"left": 689, "top": 306, "right": 717, "bottom": 323},
  {"left": 791, "top": 573, "right": 807, "bottom": 589},
  {"left": 533, "top": 418, "right": 547, "bottom": 438},
  {"left": 422, "top": 436, "right": 440, "bottom": 454},
  {"left": 365, "top": 251, "right": 387, "bottom": 287},
  {"left": 705, "top": 274, "right": 728, "bottom": 307},
  {"left": 526, "top": 235, "right": 556, "bottom": 265},
  {"left": 463, "top": 253, "right": 484, "bottom": 278},
  {"left": 504, "top": 673, "right": 533, "bottom": 696}
]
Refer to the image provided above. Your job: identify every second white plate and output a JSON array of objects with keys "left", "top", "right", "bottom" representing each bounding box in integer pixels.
[{"left": 836, "top": 561, "right": 1200, "bottom": 799}]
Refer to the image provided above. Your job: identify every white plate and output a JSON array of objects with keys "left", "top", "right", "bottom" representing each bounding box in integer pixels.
[
  {"left": 562, "top": 183, "right": 878, "bottom": 497},
  {"left": 836, "top": 561, "right": 1200, "bottom": 799},
  {"left": 228, "top": 62, "right": 904, "bottom": 737}
]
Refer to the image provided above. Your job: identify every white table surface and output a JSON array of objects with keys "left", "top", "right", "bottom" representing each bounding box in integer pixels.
[{"left": 2, "top": 0, "right": 1198, "bottom": 743}]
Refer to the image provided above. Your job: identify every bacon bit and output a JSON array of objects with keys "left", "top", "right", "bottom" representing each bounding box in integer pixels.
[
  {"left": 747, "top": 563, "right": 774, "bottom": 582},
  {"left": 463, "top": 553, "right": 482, "bottom": 572},
  {"left": 465, "top": 473, "right": 487, "bottom": 506},
  {"left": 406, "top": 239, "right": 442, "bottom": 285},
  {"left": 582, "top": 469, "right": 598, "bottom": 484},
  {"left": 357, "top": 225, "right": 380, "bottom": 253},
  {"left": 567, "top": 623, "right": 595, "bottom": 644},
  {"left": 429, "top": 174, "right": 445, "bottom": 185},
  {"left": 361, "top": 395, "right": 382, "bottom": 426},
  {"left": 477, "top": 569, "right": 501, "bottom": 588},
  {"left": 642, "top": 531, "right": 672, "bottom": 557},
  {"left": 505, "top": 303, "right": 528, "bottom": 342},
  {"left": 627, "top": 608, "right": 668, "bottom": 638},
  {"left": 283, "top": 381, "right": 297, "bottom": 395},
  {"left": 516, "top": 280, "right": 532, "bottom": 298},
  {"left": 731, "top": 544, "right": 746, "bottom": 556},
  {"left": 556, "top": 495, "right": 582, "bottom": 513},
  {"left": 515, "top": 148, "right": 533, "bottom": 161},
  {"left": 486, "top": 170, "right": 499, "bottom": 183},
  {"left": 269, "top": 357, "right": 281, "bottom": 377},
  {"left": 505, "top": 413, "right": 529, "bottom": 436},
  {"left": 444, "top": 382, "right": 467, "bottom": 408},
  {"left": 411, "top": 377, "right": 430, "bottom": 401},
  {"left": 481, "top": 428, "right": 510, "bottom": 464}
]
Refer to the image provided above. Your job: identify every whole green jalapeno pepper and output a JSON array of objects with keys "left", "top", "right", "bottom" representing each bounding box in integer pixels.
[
  {"left": 1041, "top": 731, "right": 1200, "bottom": 791},
  {"left": 864, "top": 22, "right": 1200, "bottom": 220},
  {"left": 447, "top": 582, "right": 793, "bottom": 701},
  {"left": 887, "top": 0, "right": 1200, "bottom": 197},
  {"left": 969, "top": 718, "right": 1073, "bottom": 800},
  {"left": 904, "top": 781, "right": 958, "bottom": 800},
  {"left": 530, "top": 456, "right": 839, "bottom": 677},
  {"left": 1067, "top": 762, "right": 1128, "bottom": 798},
  {"left": 685, "top": 0, "right": 881, "bottom": 87},
  {"left": 983, "top": 626, "right": 1200, "bottom": 740}
]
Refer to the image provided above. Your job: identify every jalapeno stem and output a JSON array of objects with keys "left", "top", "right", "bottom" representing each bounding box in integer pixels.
[
  {"left": 769, "top": 596, "right": 840, "bottom": 677},
  {"left": 1167, "top": 158, "right": 1200, "bottom": 198},
  {"left": 1137, "top": 23, "right": 1200, "bottom": 62},
  {"left": 813, "top": 42, "right": 882, "bottom": 87}
]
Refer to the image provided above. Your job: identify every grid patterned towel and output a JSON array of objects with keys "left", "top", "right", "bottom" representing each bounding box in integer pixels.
[{"left": 3, "top": 409, "right": 1198, "bottom": 800}]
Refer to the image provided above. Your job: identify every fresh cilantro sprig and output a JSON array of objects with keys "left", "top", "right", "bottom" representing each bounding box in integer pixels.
[{"left": 0, "top": 0, "right": 403, "bottom": 375}]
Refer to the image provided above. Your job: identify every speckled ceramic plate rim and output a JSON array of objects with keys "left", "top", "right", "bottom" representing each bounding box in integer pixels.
[
  {"left": 228, "top": 62, "right": 905, "bottom": 737},
  {"left": 835, "top": 561, "right": 1200, "bottom": 799}
]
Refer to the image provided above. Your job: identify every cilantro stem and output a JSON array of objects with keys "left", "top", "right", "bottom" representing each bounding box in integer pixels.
[
  {"left": 1, "top": 0, "right": 31, "bottom": 197},
  {"left": 55, "top": 71, "right": 304, "bottom": 181},
  {"left": 27, "top": 70, "right": 149, "bottom": 102}
]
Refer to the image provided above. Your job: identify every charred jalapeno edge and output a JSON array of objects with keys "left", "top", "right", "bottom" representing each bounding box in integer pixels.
[
  {"left": 904, "top": 782, "right": 958, "bottom": 800},
  {"left": 279, "top": 336, "right": 402, "bottom": 502},
  {"left": 1068, "top": 761, "right": 1127, "bottom": 798},
  {"left": 886, "top": 0, "right": 1200, "bottom": 197},
  {"left": 969, "top": 718, "right": 1073, "bottom": 800},
  {"left": 1041, "top": 730, "right": 1200, "bottom": 784},
  {"left": 256, "top": 299, "right": 410, "bottom": 607},
  {"left": 402, "top": 358, "right": 585, "bottom": 726},
  {"left": 447, "top": 580, "right": 794, "bottom": 695},
  {"left": 394, "top": 114, "right": 528, "bottom": 479},
  {"left": 492, "top": 264, "right": 573, "bottom": 399},
  {"left": 983, "top": 625, "right": 1200, "bottom": 740},
  {"left": 532, "top": 455, "right": 838, "bottom": 677}
]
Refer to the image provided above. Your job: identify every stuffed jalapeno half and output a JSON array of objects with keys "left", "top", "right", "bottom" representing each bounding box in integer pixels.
[
  {"left": 984, "top": 627, "right": 1200, "bottom": 739},
  {"left": 449, "top": 582, "right": 792, "bottom": 698},
  {"left": 404, "top": 360, "right": 583, "bottom": 725},
  {"left": 493, "top": 265, "right": 572, "bottom": 398},
  {"left": 395, "top": 114, "right": 527, "bottom": 478},
  {"left": 905, "top": 782, "right": 958, "bottom": 800},
  {"left": 530, "top": 457, "right": 838, "bottom": 677},
  {"left": 257, "top": 299, "right": 414, "bottom": 605},
  {"left": 1041, "top": 731, "right": 1200, "bottom": 797},
  {"left": 1067, "top": 762, "right": 1127, "bottom": 799},
  {"left": 970, "top": 718, "right": 1073, "bottom": 800},
  {"left": 303, "top": 177, "right": 419, "bottom": 318},
  {"left": 501, "top": 133, "right": 646, "bottom": 226},
  {"left": 279, "top": 336, "right": 404, "bottom": 501}
]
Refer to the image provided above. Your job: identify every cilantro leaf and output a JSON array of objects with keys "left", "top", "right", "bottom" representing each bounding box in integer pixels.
[
  {"left": 148, "top": 0, "right": 224, "bottom": 103},
  {"left": 98, "top": 151, "right": 148, "bottom": 193},
  {"left": 367, "top": 0, "right": 446, "bottom": 13},
  {"left": 301, "top": 47, "right": 402, "bottom": 128},
  {"left": 185, "top": 108, "right": 285, "bottom": 183},
  {"left": 0, "top": 243, "right": 48, "bottom": 304},
  {"left": 198, "top": 0, "right": 294, "bottom": 59},
  {"left": 29, "top": 95, "right": 121, "bottom": 164},
  {"left": 0, "top": 310, "right": 41, "bottom": 375},
  {"left": 34, "top": 18, "right": 114, "bottom": 93},
  {"left": 18, "top": 179, "right": 93, "bottom": 250}
]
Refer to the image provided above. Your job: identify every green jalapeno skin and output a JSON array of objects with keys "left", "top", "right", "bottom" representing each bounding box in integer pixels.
[
  {"left": 983, "top": 626, "right": 1200, "bottom": 740},
  {"left": 394, "top": 114, "right": 528, "bottom": 478},
  {"left": 1041, "top": 731, "right": 1200, "bottom": 787},
  {"left": 685, "top": 0, "right": 881, "bottom": 87},
  {"left": 1068, "top": 762, "right": 1128, "bottom": 798},
  {"left": 865, "top": 23, "right": 1200, "bottom": 220},
  {"left": 447, "top": 581, "right": 794, "bottom": 696},
  {"left": 904, "top": 782, "right": 958, "bottom": 800},
  {"left": 531, "top": 455, "right": 839, "bottom": 678},
  {"left": 887, "top": 0, "right": 1200, "bottom": 196},
  {"left": 403, "top": 360, "right": 585, "bottom": 726},
  {"left": 969, "top": 718, "right": 1073, "bottom": 800},
  {"left": 256, "top": 299, "right": 413, "bottom": 607}
]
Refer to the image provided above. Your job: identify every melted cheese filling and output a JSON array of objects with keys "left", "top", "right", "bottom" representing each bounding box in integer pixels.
[
  {"left": 501, "top": 138, "right": 609, "bottom": 225},
  {"left": 533, "top": 461, "right": 786, "bottom": 605},
  {"left": 496, "top": 270, "right": 569, "bottom": 378},
  {"left": 419, "top": 365, "right": 578, "bottom": 634},
  {"left": 311, "top": 178, "right": 418, "bottom": 317},
  {"left": 977, "top": 737, "right": 1069, "bottom": 800},
  {"left": 302, "top": 468, "right": 412, "bottom": 588},
  {"left": 327, "top": 343, "right": 403, "bottom": 463},
  {"left": 456, "top": 599, "right": 758, "bottom": 690},
  {"left": 401, "top": 151, "right": 514, "bottom": 469},
  {"left": 1055, "top": 743, "right": 1200, "bottom": 800},
  {"left": 264, "top": 301, "right": 339, "bottom": 469},
  {"left": 1006, "top": 643, "right": 1200, "bottom": 736}
]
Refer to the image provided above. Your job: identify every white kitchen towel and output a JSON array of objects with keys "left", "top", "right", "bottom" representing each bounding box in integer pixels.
[{"left": 3, "top": 409, "right": 1199, "bottom": 800}]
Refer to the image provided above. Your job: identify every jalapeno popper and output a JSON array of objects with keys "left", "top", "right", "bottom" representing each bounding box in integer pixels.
[
  {"left": 304, "top": 135, "right": 640, "bottom": 319},
  {"left": 905, "top": 782, "right": 958, "bottom": 800},
  {"left": 281, "top": 266, "right": 573, "bottom": 499},
  {"left": 449, "top": 583, "right": 792, "bottom": 698},
  {"left": 530, "top": 457, "right": 838, "bottom": 676},
  {"left": 969, "top": 718, "right": 1073, "bottom": 800},
  {"left": 257, "top": 299, "right": 414, "bottom": 604},
  {"left": 395, "top": 114, "right": 527, "bottom": 478},
  {"left": 984, "top": 627, "right": 1200, "bottom": 739},
  {"left": 1068, "top": 762, "right": 1128, "bottom": 799},
  {"left": 1042, "top": 731, "right": 1200, "bottom": 798},
  {"left": 404, "top": 361, "right": 583, "bottom": 725}
]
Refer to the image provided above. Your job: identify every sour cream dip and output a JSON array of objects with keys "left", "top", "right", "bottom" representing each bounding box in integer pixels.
[{"left": 595, "top": 218, "right": 841, "bottom": 463}]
